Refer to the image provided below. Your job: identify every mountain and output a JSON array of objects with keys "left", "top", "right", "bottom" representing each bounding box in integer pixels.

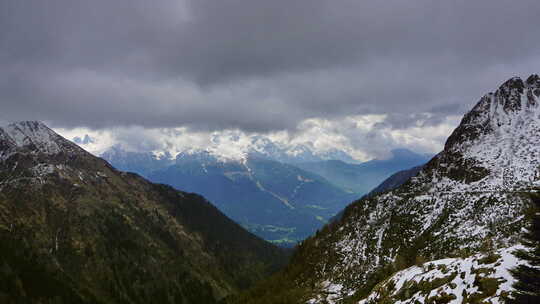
[
  {"left": 100, "top": 136, "right": 360, "bottom": 177},
  {"left": 101, "top": 145, "right": 174, "bottom": 177},
  {"left": 330, "top": 165, "right": 425, "bottom": 223},
  {"left": 248, "top": 136, "right": 360, "bottom": 164},
  {"left": 72, "top": 134, "right": 95, "bottom": 145},
  {"left": 368, "top": 165, "right": 424, "bottom": 196},
  {"left": 0, "top": 121, "right": 288, "bottom": 303},
  {"left": 295, "top": 148, "right": 432, "bottom": 194},
  {"left": 232, "top": 75, "right": 540, "bottom": 303},
  {"left": 146, "top": 151, "right": 359, "bottom": 245}
]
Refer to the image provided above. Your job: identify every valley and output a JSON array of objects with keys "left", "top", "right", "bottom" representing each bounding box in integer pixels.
[{"left": 102, "top": 144, "right": 428, "bottom": 245}]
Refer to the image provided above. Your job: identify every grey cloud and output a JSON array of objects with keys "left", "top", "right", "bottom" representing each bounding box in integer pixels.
[{"left": 1, "top": 0, "right": 540, "bottom": 133}]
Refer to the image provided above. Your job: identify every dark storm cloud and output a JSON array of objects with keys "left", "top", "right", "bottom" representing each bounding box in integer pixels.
[{"left": 1, "top": 0, "right": 540, "bottom": 131}]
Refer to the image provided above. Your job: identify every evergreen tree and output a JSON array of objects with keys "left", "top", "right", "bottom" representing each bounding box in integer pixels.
[{"left": 507, "top": 193, "right": 540, "bottom": 303}]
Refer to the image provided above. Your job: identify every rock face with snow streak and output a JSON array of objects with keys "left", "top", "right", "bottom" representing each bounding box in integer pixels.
[
  {"left": 432, "top": 74, "right": 540, "bottom": 189},
  {"left": 262, "top": 75, "right": 540, "bottom": 303}
]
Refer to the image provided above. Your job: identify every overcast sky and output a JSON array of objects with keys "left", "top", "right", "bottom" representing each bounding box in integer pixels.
[{"left": 2, "top": 0, "right": 539, "bottom": 160}]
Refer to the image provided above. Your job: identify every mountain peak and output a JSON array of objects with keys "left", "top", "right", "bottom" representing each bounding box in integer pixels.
[
  {"left": 500, "top": 76, "right": 524, "bottom": 91},
  {"left": 500, "top": 74, "right": 539, "bottom": 92},
  {"left": 0, "top": 120, "right": 84, "bottom": 159},
  {"left": 494, "top": 74, "right": 539, "bottom": 111},
  {"left": 4, "top": 120, "right": 53, "bottom": 140},
  {"left": 2, "top": 121, "right": 60, "bottom": 154},
  {"left": 444, "top": 75, "right": 540, "bottom": 154},
  {"left": 526, "top": 73, "right": 540, "bottom": 86}
]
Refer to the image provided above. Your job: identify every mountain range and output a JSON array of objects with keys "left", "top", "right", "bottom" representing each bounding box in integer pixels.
[
  {"left": 100, "top": 136, "right": 362, "bottom": 179},
  {"left": 104, "top": 149, "right": 358, "bottom": 245},
  {"left": 0, "top": 121, "right": 289, "bottom": 303},
  {"left": 295, "top": 149, "right": 431, "bottom": 194},
  {"left": 102, "top": 145, "right": 429, "bottom": 246},
  {"left": 245, "top": 136, "right": 362, "bottom": 165},
  {"left": 233, "top": 75, "right": 540, "bottom": 303}
]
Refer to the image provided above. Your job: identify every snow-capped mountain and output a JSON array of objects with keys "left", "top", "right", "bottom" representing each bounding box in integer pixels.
[
  {"left": 101, "top": 145, "right": 175, "bottom": 177},
  {"left": 99, "top": 135, "right": 361, "bottom": 170},
  {"left": 0, "top": 120, "right": 85, "bottom": 158},
  {"left": 248, "top": 136, "right": 360, "bottom": 164},
  {"left": 244, "top": 75, "right": 540, "bottom": 303},
  {"left": 72, "top": 134, "right": 95, "bottom": 145},
  {"left": 427, "top": 75, "right": 540, "bottom": 191}
]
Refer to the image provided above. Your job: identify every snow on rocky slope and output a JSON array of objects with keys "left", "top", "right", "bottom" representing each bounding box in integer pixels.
[
  {"left": 354, "top": 246, "right": 524, "bottom": 304},
  {"left": 289, "top": 75, "right": 540, "bottom": 303},
  {"left": 0, "top": 121, "right": 112, "bottom": 190}
]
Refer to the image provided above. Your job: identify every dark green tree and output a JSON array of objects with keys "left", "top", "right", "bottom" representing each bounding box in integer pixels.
[{"left": 507, "top": 193, "right": 540, "bottom": 303}]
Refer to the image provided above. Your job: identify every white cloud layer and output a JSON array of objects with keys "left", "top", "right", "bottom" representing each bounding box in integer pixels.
[{"left": 55, "top": 114, "right": 461, "bottom": 161}]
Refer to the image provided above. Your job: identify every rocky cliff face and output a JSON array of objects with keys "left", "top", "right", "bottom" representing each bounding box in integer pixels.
[{"left": 435, "top": 74, "right": 540, "bottom": 188}]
